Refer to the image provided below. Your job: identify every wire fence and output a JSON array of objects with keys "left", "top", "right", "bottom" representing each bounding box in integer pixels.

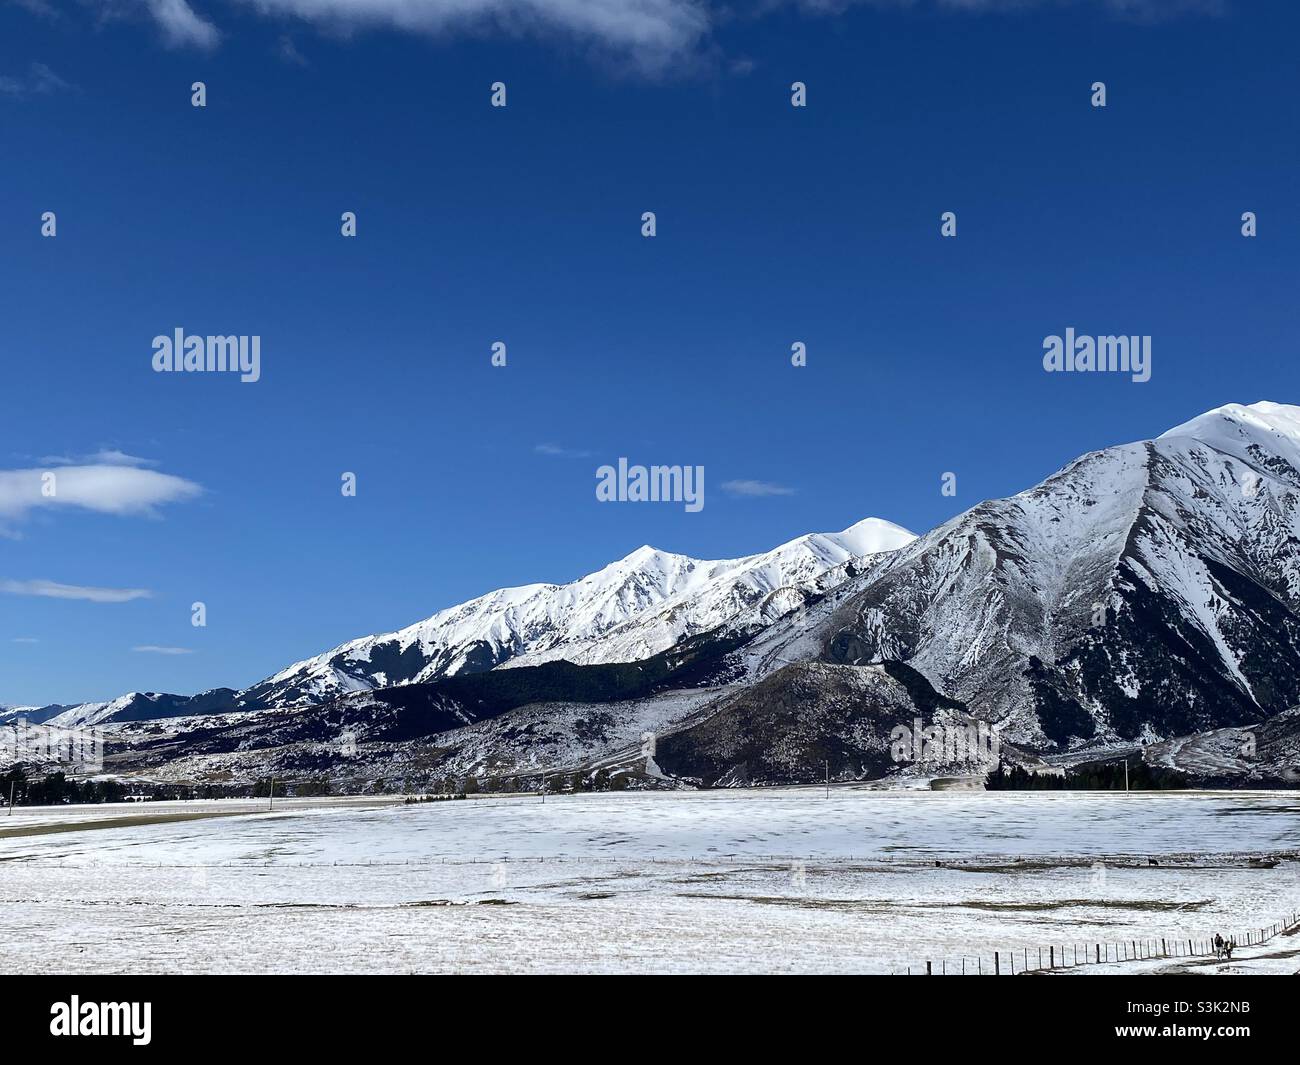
[
  {"left": 13, "top": 851, "right": 1299, "bottom": 869},
  {"left": 894, "top": 910, "right": 1300, "bottom": 974}
]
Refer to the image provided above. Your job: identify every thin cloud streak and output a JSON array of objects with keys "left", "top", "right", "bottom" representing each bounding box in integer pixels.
[
  {"left": 0, "top": 61, "right": 71, "bottom": 97},
  {"left": 25, "top": 0, "right": 1223, "bottom": 72},
  {"left": 535, "top": 443, "right": 593, "bottom": 458},
  {"left": 721, "top": 479, "right": 796, "bottom": 497},
  {"left": 37, "top": 450, "right": 158, "bottom": 468},
  {"left": 0, "top": 462, "right": 202, "bottom": 523},
  {"left": 144, "top": 0, "right": 221, "bottom": 49},
  {"left": 0, "top": 579, "right": 152, "bottom": 604}
]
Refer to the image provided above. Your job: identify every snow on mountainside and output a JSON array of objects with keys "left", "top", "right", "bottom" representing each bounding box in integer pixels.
[
  {"left": 0, "top": 704, "right": 71, "bottom": 726},
  {"left": 24, "top": 401, "right": 1300, "bottom": 793},
  {"left": 46, "top": 694, "right": 149, "bottom": 729},
  {"left": 28, "top": 401, "right": 1300, "bottom": 788},
  {"left": 240, "top": 518, "right": 915, "bottom": 709},
  {"left": 38, "top": 690, "right": 245, "bottom": 731},
  {"left": 1160, "top": 400, "right": 1300, "bottom": 456},
  {"left": 811, "top": 400, "right": 1300, "bottom": 749}
]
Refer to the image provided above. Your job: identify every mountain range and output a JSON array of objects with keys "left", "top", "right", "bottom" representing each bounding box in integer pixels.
[{"left": 7, "top": 401, "right": 1300, "bottom": 789}]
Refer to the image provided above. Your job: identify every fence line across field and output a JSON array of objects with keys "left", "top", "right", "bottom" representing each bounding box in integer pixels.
[
  {"left": 18, "top": 852, "right": 1298, "bottom": 869},
  {"left": 895, "top": 911, "right": 1300, "bottom": 975}
]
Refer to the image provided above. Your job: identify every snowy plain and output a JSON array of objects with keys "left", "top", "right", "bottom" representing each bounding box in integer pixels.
[{"left": 2, "top": 789, "right": 1297, "bottom": 974}]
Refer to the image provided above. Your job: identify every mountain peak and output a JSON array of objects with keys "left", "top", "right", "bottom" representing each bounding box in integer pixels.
[
  {"left": 831, "top": 517, "right": 917, "bottom": 554},
  {"left": 1160, "top": 401, "right": 1300, "bottom": 446},
  {"left": 618, "top": 544, "right": 673, "bottom": 565},
  {"left": 233, "top": 516, "right": 918, "bottom": 709},
  {"left": 610, "top": 520, "right": 916, "bottom": 574}
]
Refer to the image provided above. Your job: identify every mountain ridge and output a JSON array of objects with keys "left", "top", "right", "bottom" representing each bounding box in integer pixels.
[
  {"left": 16, "top": 401, "right": 1300, "bottom": 792},
  {"left": 33, "top": 517, "right": 916, "bottom": 727}
]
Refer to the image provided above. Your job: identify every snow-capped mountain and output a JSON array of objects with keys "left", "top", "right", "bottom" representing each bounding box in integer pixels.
[
  {"left": 241, "top": 518, "right": 915, "bottom": 708},
  {"left": 45, "top": 694, "right": 167, "bottom": 729},
  {"left": 809, "top": 401, "right": 1300, "bottom": 749},
  {"left": 0, "top": 703, "right": 71, "bottom": 726},
  {"left": 18, "top": 401, "right": 1300, "bottom": 790},
  {"left": 42, "top": 690, "right": 243, "bottom": 729}
]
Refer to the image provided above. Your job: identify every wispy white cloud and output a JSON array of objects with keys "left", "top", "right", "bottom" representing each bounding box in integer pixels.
[
  {"left": 8, "top": 0, "right": 62, "bottom": 17},
  {"left": 11, "top": 637, "right": 40, "bottom": 644},
  {"left": 143, "top": 0, "right": 221, "bottom": 49},
  {"left": 277, "top": 33, "right": 309, "bottom": 65},
  {"left": 166, "top": 0, "right": 713, "bottom": 72},
  {"left": 0, "top": 460, "right": 202, "bottom": 526},
  {"left": 24, "top": 0, "right": 1220, "bottom": 73},
  {"left": 0, "top": 61, "right": 72, "bottom": 98},
  {"left": 535, "top": 442, "right": 593, "bottom": 458},
  {"left": 38, "top": 449, "right": 158, "bottom": 468},
  {"left": 131, "top": 645, "right": 194, "bottom": 655},
  {"left": 0, "top": 579, "right": 152, "bottom": 604},
  {"left": 721, "top": 479, "right": 795, "bottom": 497},
  {"left": 86, "top": 0, "right": 705, "bottom": 67}
]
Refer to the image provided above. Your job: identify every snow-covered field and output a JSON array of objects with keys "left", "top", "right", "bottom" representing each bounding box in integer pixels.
[{"left": 2, "top": 789, "right": 1297, "bottom": 974}]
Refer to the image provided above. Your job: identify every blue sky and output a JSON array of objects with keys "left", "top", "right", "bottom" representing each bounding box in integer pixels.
[{"left": 2, "top": 0, "right": 1297, "bottom": 705}]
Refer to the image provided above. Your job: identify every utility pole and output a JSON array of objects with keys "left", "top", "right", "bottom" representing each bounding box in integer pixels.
[
  {"left": 825, "top": 760, "right": 829, "bottom": 799},
  {"left": 7, "top": 779, "right": 13, "bottom": 815},
  {"left": 268, "top": 776, "right": 275, "bottom": 812},
  {"left": 1124, "top": 758, "right": 1129, "bottom": 792}
]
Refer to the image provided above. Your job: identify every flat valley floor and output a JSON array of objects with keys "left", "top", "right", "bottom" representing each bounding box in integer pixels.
[{"left": 2, "top": 789, "right": 1298, "bottom": 975}]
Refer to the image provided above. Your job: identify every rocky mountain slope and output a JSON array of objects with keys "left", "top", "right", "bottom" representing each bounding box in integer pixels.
[
  {"left": 811, "top": 401, "right": 1300, "bottom": 751},
  {"left": 37, "top": 518, "right": 913, "bottom": 728},
  {"left": 13, "top": 402, "right": 1300, "bottom": 790},
  {"left": 241, "top": 517, "right": 913, "bottom": 708}
]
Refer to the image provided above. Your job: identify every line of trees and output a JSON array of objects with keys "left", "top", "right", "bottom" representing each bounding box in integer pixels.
[
  {"left": 985, "top": 760, "right": 1188, "bottom": 791},
  {"left": 0, "top": 765, "right": 641, "bottom": 808},
  {"left": 0, "top": 767, "right": 267, "bottom": 806},
  {"left": 2, "top": 768, "right": 133, "bottom": 806}
]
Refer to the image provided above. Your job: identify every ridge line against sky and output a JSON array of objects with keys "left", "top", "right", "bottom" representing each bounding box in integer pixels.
[
  {"left": 2, "top": 399, "right": 1287, "bottom": 706},
  {"left": 2, "top": 0, "right": 1295, "bottom": 703}
]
